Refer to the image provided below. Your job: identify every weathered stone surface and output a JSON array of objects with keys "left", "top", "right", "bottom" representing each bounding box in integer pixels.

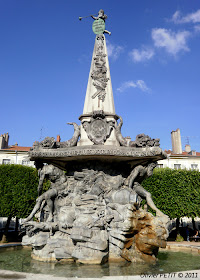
[
  {"left": 72, "top": 245, "right": 108, "bottom": 264},
  {"left": 82, "top": 35, "right": 115, "bottom": 117},
  {"left": 116, "top": 116, "right": 160, "bottom": 148},
  {"left": 22, "top": 162, "right": 169, "bottom": 264},
  {"left": 81, "top": 111, "right": 115, "bottom": 145},
  {"left": 29, "top": 145, "right": 166, "bottom": 161},
  {"left": 121, "top": 210, "right": 168, "bottom": 263},
  {"left": 22, "top": 232, "right": 49, "bottom": 247},
  {"left": 32, "top": 123, "right": 80, "bottom": 151}
]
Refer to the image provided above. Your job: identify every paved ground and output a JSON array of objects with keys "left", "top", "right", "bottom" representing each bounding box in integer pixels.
[
  {"left": 0, "top": 269, "right": 200, "bottom": 280},
  {"left": 165, "top": 240, "right": 200, "bottom": 250},
  {"left": 0, "top": 242, "right": 200, "bottom": 280},
  {"left": 167, "top": 241, "right": 200, "bottom": 247}
]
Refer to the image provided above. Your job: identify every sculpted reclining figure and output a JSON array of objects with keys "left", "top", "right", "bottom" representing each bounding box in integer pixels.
[{"left": 126, "top": 163, "right": 168, "bottom": 221}]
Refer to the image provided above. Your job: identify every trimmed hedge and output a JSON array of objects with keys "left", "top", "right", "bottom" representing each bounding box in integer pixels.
[
  {"left": 0, "top": 165, "right": 200, "bottom": 221},
  {"left": 0, "top": 164, "right": 38, "bottom": 218},
  {"left": 142, "top": 168, "right": 200, "bottom": 219}
]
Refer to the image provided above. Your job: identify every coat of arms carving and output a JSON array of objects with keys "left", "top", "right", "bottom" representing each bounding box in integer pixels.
[{"left": 82, "top": 111, "right": 115, "bottom": 145}]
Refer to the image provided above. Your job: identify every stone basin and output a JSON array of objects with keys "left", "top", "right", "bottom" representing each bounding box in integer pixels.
[{"left": 29, "top": 145, "right": 166, "bottom": 170}]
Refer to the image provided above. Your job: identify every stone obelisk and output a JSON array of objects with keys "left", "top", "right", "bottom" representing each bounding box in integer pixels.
[{"left": 78, "top": 17, "right": 119, "bottom": 146}]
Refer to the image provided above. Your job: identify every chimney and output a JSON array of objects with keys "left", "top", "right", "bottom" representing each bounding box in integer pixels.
[
  {"left": 185, "top": 144, "right": 191, "bottom": 153},
  {"left": 56, "top": 135, "right": 61, "bottom": 142},
  {"left": 171, "top": 128, "right": 182, "bottom": 154},
  {"left": 0, "top": 135, "right": 3, "bottom": 149},
  {"left": 0, "top": 133, "right": 9, "bottom": 149},
  {"left": 5, "top": 132, "right": 9, "bottom": 144},
  {"left": 189, "top": 150, "right": 196, "bottom": 156}
]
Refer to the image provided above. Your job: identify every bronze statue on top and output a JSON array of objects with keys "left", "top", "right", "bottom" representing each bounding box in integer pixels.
[
  {"left": 79, "top": 9, "right": 111, "bottom": 35},
  {"left": 91, "top": 9, "right": 111, "bottom": 36}
]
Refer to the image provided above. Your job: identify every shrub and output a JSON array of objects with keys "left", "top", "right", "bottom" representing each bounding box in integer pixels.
[
  {"left": 142, "top": 168, "right": 200, "bottom": 219},
  {"left": 0, "top": 164, "right": 38, "bottom": 219}
]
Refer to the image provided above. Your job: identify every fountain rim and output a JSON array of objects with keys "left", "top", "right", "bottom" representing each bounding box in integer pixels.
[
  {"left": 0, "top": 243, "right": 200, "bottom": 280},
  {"left": 29, "top": 145, "right": 167, "bottom": 162}
]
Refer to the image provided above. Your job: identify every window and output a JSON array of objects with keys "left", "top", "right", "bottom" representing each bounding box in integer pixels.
[
  {"left": 157, "top": 164, "right": 163, "bottom": 168},
  {"left": 191, "top": 164, "right": 198, "bottom": 170},
  {"left": 174, "top": 164, "right": 181, "bottom": 170},
  {"left": 22, "top": 160, "right": 30, "bottom": 165},
  {"left": 2, "top": 159, "right": 11, "bottom": 165}
]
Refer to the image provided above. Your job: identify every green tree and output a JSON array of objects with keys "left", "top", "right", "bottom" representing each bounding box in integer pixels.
[
  {"left": 0, "top": 164, "right": 38, "bottom": 242},
  {"left": 142, "top": 168, "right": 200, "bottom": 219}
]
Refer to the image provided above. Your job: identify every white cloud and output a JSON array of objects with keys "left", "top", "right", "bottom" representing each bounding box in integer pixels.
[
  {"left": 152, "top": 28, "right": 190, "bottom": 56},
  {"left": 117, "top": 80, "right": 150, "bottom": 93},
  {"left": 136, "top": 80, "right": 150, "bottom": 92},
  {"left": 129, "top": 47, "right": 154, "bottom": 62},
  {"left": 171, "top": 9, "right": 200, "bottom": 24},
  {"left": 194, "top": 25, "right": 200, "bottom": 33},
  {"left": 106, "top": 41, "right": 124, "bottom": 60},
  {"left": 171, "top": 11, "right": 181, "bottom": 23},
  {"left": 117, "top": 81, "right": 137, "bottom": 92}
]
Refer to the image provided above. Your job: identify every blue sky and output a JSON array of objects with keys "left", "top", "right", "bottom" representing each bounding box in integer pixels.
[{"left": 0, "top": 0, "right": 200, "bottom": 151}]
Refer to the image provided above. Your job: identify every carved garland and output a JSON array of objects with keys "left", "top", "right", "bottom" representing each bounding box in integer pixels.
[
  {"left": 30, "top": 147, "right": 164, "bottom": 159},
  {"left": 91, "top": 35, "right": 109, "bottom": 102}
]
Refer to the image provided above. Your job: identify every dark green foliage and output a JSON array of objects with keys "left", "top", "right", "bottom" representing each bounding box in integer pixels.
[
  {"left": 142, "top": 168, "right": 200, "bottom": 219},
  {"left": 0, "top": 165, "right": 38, "bottom": 218},
  {"left": 42, "top": 178, "right": 51, "bottom": 193}
]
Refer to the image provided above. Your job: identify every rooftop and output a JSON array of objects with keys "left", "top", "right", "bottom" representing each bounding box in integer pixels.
[
  {"left": 165, "top": 150, "right": 200, "bottom": 157},
  {"left": 0, "top": 146, "right": 31, "bottom": 152}
]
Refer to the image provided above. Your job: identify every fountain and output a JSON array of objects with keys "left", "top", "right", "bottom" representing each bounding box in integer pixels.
[{"left": 22, "top": 9, "right": 169, "bottom": 265}]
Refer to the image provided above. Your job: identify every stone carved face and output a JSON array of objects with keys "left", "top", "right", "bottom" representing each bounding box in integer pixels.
[{"left": 147, "top": 163, "right": 157, "bottom": 176}]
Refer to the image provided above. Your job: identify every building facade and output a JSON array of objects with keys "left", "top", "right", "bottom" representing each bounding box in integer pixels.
[
  {"left": 0, "top": 133, "right": 34, "bottom": 167},
  {"left": 157, "top": 150, "right": 200, "bottom": 171},
  {"left": 158, "top": 129, "right": 200, "bottom": 171}
]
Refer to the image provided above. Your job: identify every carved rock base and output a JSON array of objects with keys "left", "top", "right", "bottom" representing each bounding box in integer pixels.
[{"left": 22, "top": 163, "right": 168, "bottom": 265}]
